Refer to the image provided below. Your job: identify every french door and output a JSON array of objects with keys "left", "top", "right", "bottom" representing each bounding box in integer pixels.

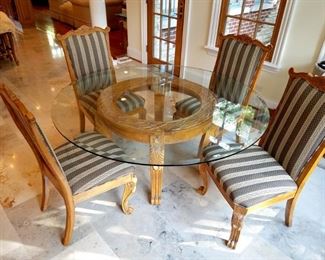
[{"left": 147, "top": 0, "right": 185, "bottom": 75}]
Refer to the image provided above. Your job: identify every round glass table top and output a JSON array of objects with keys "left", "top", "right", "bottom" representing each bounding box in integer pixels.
[{"left": 52, "top": 65, "right": 270, "bottom": 166}]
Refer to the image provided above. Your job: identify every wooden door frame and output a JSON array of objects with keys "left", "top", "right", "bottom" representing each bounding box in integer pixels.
[{"left": 141, "top": 0, "right": 190, "bottom": 68}]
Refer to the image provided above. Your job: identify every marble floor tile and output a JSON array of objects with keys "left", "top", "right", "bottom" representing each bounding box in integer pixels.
[
  {"left": 4, "top": 192, "right": 95, "bottom": 260},
  {"left": 0, "top": 205, "right": 28, "bottom": 258},
  {"left": 50, "top": 232, "right": 119, "bottom": 260}
]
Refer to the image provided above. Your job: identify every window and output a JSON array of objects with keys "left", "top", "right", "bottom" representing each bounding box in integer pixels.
[{"left": 216, "top": 0, "right": 287, "bottom": 61}]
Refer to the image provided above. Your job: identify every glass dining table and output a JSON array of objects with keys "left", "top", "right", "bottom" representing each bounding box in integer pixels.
[{"left": 52, "top": 65, "right": 270, "bottom": 205}]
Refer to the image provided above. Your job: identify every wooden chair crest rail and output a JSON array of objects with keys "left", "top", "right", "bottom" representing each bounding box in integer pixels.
[{"left": 0, "top": 84, "right": 137, "bottom": 245}]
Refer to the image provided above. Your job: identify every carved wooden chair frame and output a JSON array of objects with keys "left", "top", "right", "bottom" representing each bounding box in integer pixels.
[
  {"left": 57, "top": 25, "right": 145, "bottom": 132},
  {"left": 174, "top": 33, "right": 272, "bottom": 120},
  {"left": 197, "top": 68, "right": 325, "bottom": 249},
  {"left": 0, "top": 84, "right": 137, "bottom": 245},
  {"left": 209, "top": 33, "right": 272, "bottom": 105},
  {"left": 175, "top": 34, "right": 272, "bottom": 156}
]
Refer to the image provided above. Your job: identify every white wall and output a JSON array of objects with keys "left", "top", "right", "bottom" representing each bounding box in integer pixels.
[
  {"left": 126, "top": 0, "right": 142, "bottom": 61},
  {"left": 128, "top": 0, "right": 325, "bottom": 106},
  {"left": 256, "top": 0, "right": 325, "bottom": 105}
]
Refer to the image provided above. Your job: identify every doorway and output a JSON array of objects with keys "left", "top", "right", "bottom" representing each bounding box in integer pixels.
[{"left": 147, "top": 0, "right": 185, "bottom": 74}]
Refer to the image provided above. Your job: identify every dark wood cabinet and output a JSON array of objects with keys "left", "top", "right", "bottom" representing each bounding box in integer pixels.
[{"left": 0, "top": 0, "right": 34, "bottom": 26}]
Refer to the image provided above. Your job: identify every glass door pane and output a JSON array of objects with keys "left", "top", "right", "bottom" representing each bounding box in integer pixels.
[{"left": 148, "top": 0, "right": 184, "bottom": 76}]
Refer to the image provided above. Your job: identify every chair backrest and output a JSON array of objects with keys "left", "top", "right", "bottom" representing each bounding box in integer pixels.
[
  {"left": 57, "top": 25, "right": 116, "bottom": 94},
  {"left": 75, "top": 69, "right": 116, "bottom": 96},
  {"left": 261, "top": 68, "right": 325, "bottom": 182},
  {"left": 209, "top": 34, "right": 272, "bottom": 104},
  {"left": 0, "top": 84, "right": 72, "bottom": 197}
]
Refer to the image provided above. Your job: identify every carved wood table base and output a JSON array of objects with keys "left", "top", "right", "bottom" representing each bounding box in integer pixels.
[
  {"left": 149, "top": 134, "right": 164, "bottom": 205},
  {"left": 95, "top": 76, "right": 217, "bottom": 205}
]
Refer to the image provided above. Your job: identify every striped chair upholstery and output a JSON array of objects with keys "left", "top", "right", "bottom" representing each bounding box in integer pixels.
[
  {"left": 197, "top": 69, "right": 325, "bottom": 249},
  {"left": 59, "top": 27, "right": 146, "bottom": 124},
  {"left": 76, "top": 71, "right": 145, "bottom": 120},
  {"left": 176, "top": 36, "right": 266, "bottom": 117},
  {"left": 261, "top": 77, "right": 325, "bottom": 181},
  {"left": 0, "top": 83, "right": 137, "bottom": 246},
  {"left": 36, "top": 121, "right": 133, "bottom": 195},
  {"left": 210, "top": 38, "right": 264, "bottom": 102},
  {"left": 55, "top": 132, "right": 133, "bottom": 194},
  {"left": 175, "top": 96, "right": 200, "bottom": 117},
  {"left": 206, "top": 145, "right": 297, "bottom": 208},
  {"left": 76, "top": 69, "right": 115, "bottom": 96},
  {"left": 79, "top": 90, "right": 145, "bottom": 121},
  {"left": 202, "top": 74, "right": 325, "bottom": 208},
  {"left": 203, "top": 143, "right": 242, "bottom": 160},
  {"left": 65, "top": 32, "right": 112, "bottom": 79},
  {"left": 36, "top": 123, "right": 133, "bottom": 195}
]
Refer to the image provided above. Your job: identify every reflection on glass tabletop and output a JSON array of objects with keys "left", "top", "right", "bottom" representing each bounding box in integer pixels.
[{"left": 52, "top": 65, "right": 269, "bottom": 166}]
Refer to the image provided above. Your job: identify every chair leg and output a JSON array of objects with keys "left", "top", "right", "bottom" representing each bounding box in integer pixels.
[
  {"left": 40, "top": 173, "right": 49, "bottom": 211},
  {"left": 173, "top": 111, "right": 180, "bottom": 120},
  {"left": 173, "top": 108, "right": 187, "bottom": 120},
  {"left": 8, "top": 33, "right": 19, "bottom": 65},
  {"left": 196, "top": 163, "right": 209, "bottom": 195},
  {"left": 62, "top": 197, "right": 75, "bottom": 246},
  {"left": 285, "top": 198, "right": 296, "bottom": 227},
  {"left": 121, "top": 177, "right": 137, "bottom": 215},
  {"left": 197, "top": 133, "right": 208, "bottom": 157},
  {"left": 79, "top": 110, "right": 85, "bottom": 132},
  {"left": 226, "top": 205, "right": 247, "bottom": 249},
  {"left": 139, "top": 108, "right": 146, "bottom": 120}
]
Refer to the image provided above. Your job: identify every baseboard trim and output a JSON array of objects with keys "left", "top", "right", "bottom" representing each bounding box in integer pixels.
[{"left": 127, "top": 47, "right": 142, "bottom": 61}]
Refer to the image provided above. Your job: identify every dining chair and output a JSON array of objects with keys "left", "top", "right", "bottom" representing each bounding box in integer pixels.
[
  {"left": 57, "top": 25, "right": 145, "bottom": 132},
  {"left": 0, "top": 84, "right": 137, "bottom": 245},
  {"left": 174, "top": 34, "right": 272, "bottom": 118},
  {"left": 197, "top": 68, "right": 325, "bottom": 249}
]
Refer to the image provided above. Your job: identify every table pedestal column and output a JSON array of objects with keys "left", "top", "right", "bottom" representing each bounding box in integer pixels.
[
  {"left": 154, "top": 93, "right": 165, "bottom": 121},
  {"left": 149, "top": 134, "right": 164, "bottom": 205}
]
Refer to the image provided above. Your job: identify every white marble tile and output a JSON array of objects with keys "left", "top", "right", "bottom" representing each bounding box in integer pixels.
[
  {"left": 239, "top": 236, "right": 293, "bottom": 260},
  {"left": 0, "top": 205, "right": 28, "bottom": 257},
  {"left": 296, "top": 167, "right": 325, "bottom": 225},
  {"left": 257, "top": 210, "right": 325, "bottom": 260},
  {"left": 50, "top": 232, "right": 119, "bottom": 260}
]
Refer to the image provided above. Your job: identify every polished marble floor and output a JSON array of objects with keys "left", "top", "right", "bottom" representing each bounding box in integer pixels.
[{"left": 0, "top": 20, "right": 325, "bottom": 260}]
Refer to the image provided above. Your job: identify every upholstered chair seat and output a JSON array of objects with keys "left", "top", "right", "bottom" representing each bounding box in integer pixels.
[
  {"left": 204, "top": 145, "right": 297, "bottom": 208},
  {"left": 175, "top": 96, "right": 200, "bottom": 117},
  {"left": 55, "top": 131, "right": 133, "bottom": 195},
  {"left": 79, "top": 90, "right": 145, "bottom": 121}
]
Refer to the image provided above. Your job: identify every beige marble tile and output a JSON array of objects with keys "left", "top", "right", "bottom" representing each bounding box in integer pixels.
[{"left": 0, "top": 139, "right": 42, "bottom": 208}]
